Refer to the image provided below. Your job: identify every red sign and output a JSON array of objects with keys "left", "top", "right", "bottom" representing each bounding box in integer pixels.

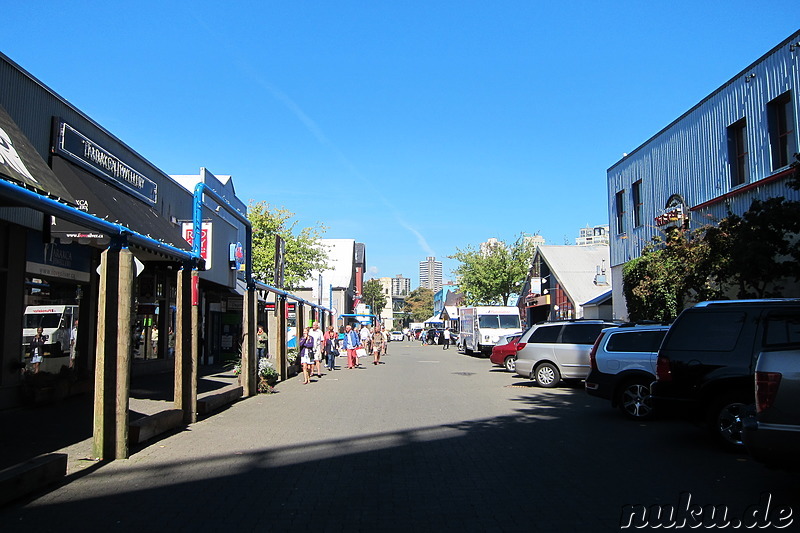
[{"left": 182, "top": 223, "right": 213, "bottom": 269}]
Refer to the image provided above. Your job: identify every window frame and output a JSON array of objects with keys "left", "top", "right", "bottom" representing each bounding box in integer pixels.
[
  {"left": 632, "top": 180, "right": 643, "bottom": 228},
  {"left": 615, "top": 190, "right": 625, "bottom": 235},
  {"left": 727, "top": 118, "right": 749, "bottom": 187},
  {"left": 767, "top": 92, "right": 797, "bottom": 171}
]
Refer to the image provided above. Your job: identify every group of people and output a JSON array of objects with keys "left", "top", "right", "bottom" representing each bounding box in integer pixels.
[{"left": 296, "top": 321, "right": 390, "bottom": 384}]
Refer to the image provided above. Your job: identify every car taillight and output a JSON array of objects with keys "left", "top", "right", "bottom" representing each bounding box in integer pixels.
[
  {"left": 755, "top": 371, "right": 782, "bottom": 413},
  {"left": 515, "top": 343, "right": 525, "bottom": 351},
  {"left": 656, "top": 355, "right": 671, "bottom": 382},
  {"left": 589, "top": 332, "right": 606, "bottom": 371}
]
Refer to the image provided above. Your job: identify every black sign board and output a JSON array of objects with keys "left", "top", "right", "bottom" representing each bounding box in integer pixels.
[{"left": 54, "top": 120, "right": 157, "bottom": 205}]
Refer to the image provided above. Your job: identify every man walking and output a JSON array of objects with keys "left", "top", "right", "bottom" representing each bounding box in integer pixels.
[{"left": 342, "top": 324, "right": 361, "bottom": 369}]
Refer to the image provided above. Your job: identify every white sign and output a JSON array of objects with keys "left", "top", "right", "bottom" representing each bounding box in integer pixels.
[{"left": 182, "top": 222, "right": 213, "bottom": 269}]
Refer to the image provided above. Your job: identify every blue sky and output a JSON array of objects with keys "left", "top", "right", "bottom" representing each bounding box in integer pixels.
[{"left": 3, "top": 2, "right": 798, "bottom": 287}]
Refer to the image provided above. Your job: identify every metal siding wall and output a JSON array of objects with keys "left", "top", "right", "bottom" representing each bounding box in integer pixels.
[{"left": 608, "top": 34, "right": 800, "bottom": 268}]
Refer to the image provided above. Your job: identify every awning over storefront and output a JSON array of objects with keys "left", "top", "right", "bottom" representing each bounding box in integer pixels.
[
  {"left": 0, "top": 104, "right": 76, "bottom": 204},
  {"left": 49, "top": 156, "right": 190, "bottom": 250},
  {"left": 423, "top": 315, "right": 444, "bottom": 325}
]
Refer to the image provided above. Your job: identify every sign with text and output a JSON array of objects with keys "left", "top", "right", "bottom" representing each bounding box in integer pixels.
[
  {"left": 55, "top": 121, "right": 158, "bottom": 204},
  {"left": 182, "top": 222, "right": 213, "bottom": 269}
]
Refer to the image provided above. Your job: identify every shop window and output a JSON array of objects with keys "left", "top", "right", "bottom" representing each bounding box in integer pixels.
[
  {"left": 632, "top": 180, "right": 643, "bottom": 228},
  {"left": 615, "top": 190, "right": 625, "bottom": 235},
  {"left": 768, "top": 92, "right": 797, "bottom": 170},
  {"left": 727, "top": 118, "right": 749, "bottom": 187}
]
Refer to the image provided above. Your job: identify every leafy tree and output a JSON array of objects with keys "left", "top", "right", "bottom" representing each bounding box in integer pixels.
[
  {"left": 362, "top": 279, "right": 387, "bottom": 318},
  {"left": 404, "top": 287, "right": 434, "bottom": 322},
  {"left": 449, "top": 234, "right": 536, "bottom": 306},
  {"left": 248, "top": 201, "right": 328, "bottom": 290}
]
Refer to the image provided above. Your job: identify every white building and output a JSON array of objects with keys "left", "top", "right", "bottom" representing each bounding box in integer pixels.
[
  {"left": 419, "top": 256, "right": 442, "bottom": 292},
  {"left": 575, "top": 225, "right": 609, "bottom": 246}
]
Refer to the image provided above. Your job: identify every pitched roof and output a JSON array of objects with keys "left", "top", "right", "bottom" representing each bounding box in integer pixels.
[{"left": 537, "top": 245, "right": 611, "bottom": 313}]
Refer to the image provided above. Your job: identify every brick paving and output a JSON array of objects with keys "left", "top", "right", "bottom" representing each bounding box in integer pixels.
[{"left": 2, "top": 342, "right": 798, "bottom": 531}]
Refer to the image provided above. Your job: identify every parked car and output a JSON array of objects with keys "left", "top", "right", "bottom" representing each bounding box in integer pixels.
[
  {"left": 585, "top": 323, "right": 670, "bottom": 420},
  {"left": 390, "top": 331, "right": 404, "bottom": 342},
  {"left": 490, "top": 334, "right": 523, "bottom": 372},
  {"left": 515, "top": 320, "right": 616, "bottom": 387},
  {"left": 743, "top": 345, "right": 800, "bottom": 467},
  {"left": 652, "top": 299, "right": 800, "bottom": 449}
]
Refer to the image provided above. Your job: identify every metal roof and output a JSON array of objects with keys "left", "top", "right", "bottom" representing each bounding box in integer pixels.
[{"left": 537, "top": 245, "right": 612, "bottom": 314}]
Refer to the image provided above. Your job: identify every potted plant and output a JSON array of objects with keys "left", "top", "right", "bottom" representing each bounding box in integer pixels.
[{"left": 259, "top": 357, "right": 279, "bottom": 389}]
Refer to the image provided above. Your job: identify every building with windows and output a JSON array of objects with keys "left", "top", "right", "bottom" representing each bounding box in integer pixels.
[
  {"left": 391, "top": 274, "right": 411, "bottom": 296},
  {"left": 575, "top": 225, "right": 609, "bottom": 246},
  {"left": 607, "top": 30, "right": 800, "bottom": 320},
  {"left": 419, "top": 256, "right": 442, "bottom": 292}
]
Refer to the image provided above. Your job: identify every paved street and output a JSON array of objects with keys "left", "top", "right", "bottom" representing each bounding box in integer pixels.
[{"left": 2, "top": 341, "right": 798, "bottom": 531}]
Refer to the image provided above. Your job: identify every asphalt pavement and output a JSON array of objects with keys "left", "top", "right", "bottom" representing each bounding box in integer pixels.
[{"left": 1, "top": 342, "right": 798, "bottom": 531}]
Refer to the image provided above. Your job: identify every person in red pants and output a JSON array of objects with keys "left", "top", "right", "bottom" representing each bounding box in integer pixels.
[{"left": 342, "top": 324, "right": 361, "bottom": 368}]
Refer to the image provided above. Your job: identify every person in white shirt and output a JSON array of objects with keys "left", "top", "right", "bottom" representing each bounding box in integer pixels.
[
  {"left": 359, "top": 324, "right": 372, "bottom": 355},
  {"left": 309, "top": 321, "right": 325, "bottom": 378}
]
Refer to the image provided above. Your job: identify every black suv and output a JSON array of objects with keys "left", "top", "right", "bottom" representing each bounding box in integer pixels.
[{"left": 652, "top": 299, "right": 800, "bottom": 449}]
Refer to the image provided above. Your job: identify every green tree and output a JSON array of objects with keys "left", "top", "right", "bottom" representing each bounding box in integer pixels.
[
  {"left": 248, "top": 201, "right": 328, "bottom": 290},
  {"left": 363, "top": 279, "right": 387, "bottom": 318},
  {"left": 404, "top": 287, "right": 434, "bottom": 322},
  {"left": 449, "top": 234, "right": 536, "bottom": 306}
]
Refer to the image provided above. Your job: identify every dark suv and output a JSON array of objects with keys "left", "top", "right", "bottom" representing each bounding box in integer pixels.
[{"left": 652, "top": 299, "right": 800, "bottom": 449}]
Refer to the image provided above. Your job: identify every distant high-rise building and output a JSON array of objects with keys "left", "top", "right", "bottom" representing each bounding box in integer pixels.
[
  {"left": 391, "top": 274, "right": 411, "bottom": 296},
  {"left": 576, "top": 225, "right": 609, "bottom": 246},
  {"left": 524, "top": 234, "right": 546, "bottom": 249},
  {"left": 419, "top": 256, "right": 442, "bottom": 291}
]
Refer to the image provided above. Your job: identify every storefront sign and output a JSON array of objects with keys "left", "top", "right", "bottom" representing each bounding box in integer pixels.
[
  {"left": 26, "top": 234, "right": 91, "bottom": 282},
  {"left": 654, "top": 194, "right": 688, "bottom": 228},
  {"left": 182, "top": 222, "right": 212, "bottom": 269},
  {"left": 229, "top": 242, "right": 244, "bottom": 270},
  {"left": 55, "top": 121, "right": 158, "bottom": 205}
]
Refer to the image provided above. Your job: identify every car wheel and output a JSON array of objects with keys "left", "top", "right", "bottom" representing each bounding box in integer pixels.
[
  {"left": 617, "top": 379, "right": 654, "bottom": 420},
  {"left": 708, "top": 393, "right": 750, "bottom": 450},
  {"left": 534, "top": 362, "right": 560, "bottom": 388},
  {"left": 504, "top": 356, "right": 516, "bottom": 372}
]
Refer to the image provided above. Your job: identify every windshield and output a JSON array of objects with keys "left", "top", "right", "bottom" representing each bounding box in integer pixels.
[
  {"left": 24, "top": 313, "right": 61, "bottom": 329},
  {"left": 478, "top": 314, "right": 521, "bottom": 329}
]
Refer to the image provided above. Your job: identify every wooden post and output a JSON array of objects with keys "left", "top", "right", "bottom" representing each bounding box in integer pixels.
[
  {"left": 188, "top": 269, "right": 199, "bottom": 423},
  {"left": 92, "top": 246, "right": 119, "bottom": 460},
  {"left": 242, "top": 287, "right": 257, "bottom": 396},
  {"left": 274, "top": 297, "right": 287, "bottom": 380},
  {"left": 174, "top": 265, "right": 192, "bottom": 419},
  {"left": 115, "top": 247, "right": 133, "bottom": 459}
]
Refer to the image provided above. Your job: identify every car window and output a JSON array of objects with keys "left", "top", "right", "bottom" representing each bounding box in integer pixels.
[
  {"left": 561, "top": 324, "right": 606, "bottom": 345},
  {"left": 664, "top": 311, "right": 745, "bottom": 351},
  {"left": 763, "top": 310, "right": 800, "bottom": 348},
  {"left": 498, "top": 315, "right": 521, "bottom": 329},
  {"left": 606, "top": 330, "right": 668, "bottom": 353},
  {"left": 528, "top": 325, "right": 561, "bottom": 343}
]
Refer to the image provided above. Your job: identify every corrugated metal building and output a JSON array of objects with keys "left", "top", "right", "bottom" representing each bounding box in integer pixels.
[{"left": 607, "top": 30, "right": 800, "bottom": 320}]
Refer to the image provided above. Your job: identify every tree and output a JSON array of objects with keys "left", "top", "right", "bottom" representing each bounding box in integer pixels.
[
  {"left": 404, "top": 287, "right": 434, "bottom": 323},
  {"left": 248, "top": 201, "right": 328, "bottom": 290},
  {"left": 449, "top": 234, "right": 536, "bottom": 306},
  {"left": 362, "top": 279, "right": 387, "bottom": 318}
]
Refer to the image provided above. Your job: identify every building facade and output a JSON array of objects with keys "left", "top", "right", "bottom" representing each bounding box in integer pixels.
[
  {"left": 419, "top": 256, "right": 442, "bottom": 292},
  {"left": 575, "top": 225, "right": 609, "bottom": 246},
  {"left": 607, "top": 31, "right": 800, "bottom": 320}
]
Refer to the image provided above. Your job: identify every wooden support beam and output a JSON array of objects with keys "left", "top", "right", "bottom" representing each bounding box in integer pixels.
[{"left": 115, "top": 247, "right": 133, "bottom": 459}]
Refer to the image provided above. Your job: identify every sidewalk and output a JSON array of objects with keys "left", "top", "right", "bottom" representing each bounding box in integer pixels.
[{"left": 0, "top": 363, "right": 240, "bottom": 477}]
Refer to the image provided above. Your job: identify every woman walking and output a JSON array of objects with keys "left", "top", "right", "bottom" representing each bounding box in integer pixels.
[
  {"left": 29, "top": 327, "right": 46, "bottom": 374},
  {"left": 342, "top": 324, "right": 361, "bottom": 369},
  {"left": 323, "top": 329, "right": 338, "bottom": 371},
  {"left": 298, "top": 326, "right": 315, "bottom": 384},
  {"left": 371, "top": 324, "right": 387, "bottom": 366}
]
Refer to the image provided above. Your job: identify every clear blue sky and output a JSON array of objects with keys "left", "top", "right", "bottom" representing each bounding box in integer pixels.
[{"left": 3, "top": 2, "right": 798, "bottom": 287}]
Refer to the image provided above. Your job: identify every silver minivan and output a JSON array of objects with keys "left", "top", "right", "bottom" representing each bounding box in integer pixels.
[{"left": 515, "top": 320, "right": 616, "bottom": 387}]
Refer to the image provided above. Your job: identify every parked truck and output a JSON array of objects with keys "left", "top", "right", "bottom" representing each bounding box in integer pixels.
[
  {"left": 22, "top": 304, "right": 78, "bottom": 359},
  {"left": 457, "top": 306, "right": 522, "bottom": 356}
]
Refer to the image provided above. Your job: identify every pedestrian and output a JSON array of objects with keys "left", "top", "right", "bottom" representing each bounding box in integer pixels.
[
  {"left": 309, "top": 321, "right": 325, "bottom": 378},
  {"left": 359, "top": 323, "right": 372, "bottom": 355},
  {"left": 256, "top": 325, "right": 268, "bottom": 358},
  {"left": 442, "top": 326, "right": 451, "bottom": 350},
  {"left": 371, "top": 324, "right": 387, "bottom": 366},
  {"left": 342, "top": 324, "right": 361, "bottom": 369},
  {"left": 298, "top": 326, "right": 315, "bottom": 384},
  {"left": 29, "top": 327, "right": 46, "bottom": 374},
  {"left": 168, "top": 326, "right": 176, "bottom": 358},
  {"left": 323, "top": 329, "right": 339, "bottom": 371},
  {"left": 69, "top": 319, "right": 78, "bottom": 368},
  {"left": 151, "top": 325, "right": 159, "bottom": 358}
]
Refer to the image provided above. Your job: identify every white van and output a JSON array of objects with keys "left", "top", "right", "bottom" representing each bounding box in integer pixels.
[
  {"left": 23, "top": 305, "right": 78, "bottom": 360},
  {"left": 458, "top": 306, "right": 522, "bottom": 355}
]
